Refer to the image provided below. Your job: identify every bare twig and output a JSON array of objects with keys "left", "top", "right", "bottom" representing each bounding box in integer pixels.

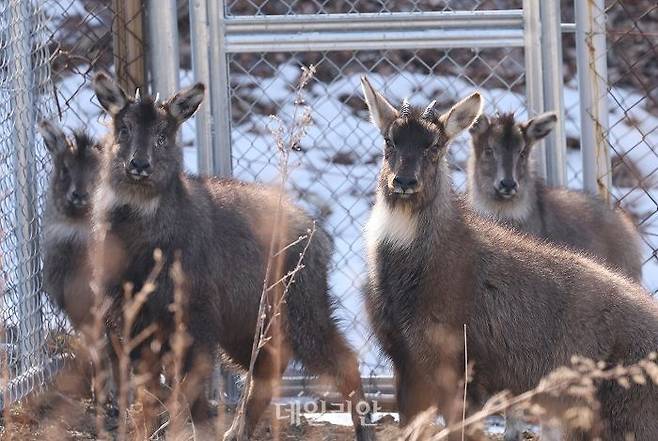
[
  {"left": 114, "top": 249, "right": 163, "bottom": 441},
  {"left": 162, "top": 253, "right": 194, "bottom": 440},
  {"left": 233, "top": 65, "right": 317, "bottom": 440},
  {"left": 427, "top": 353, "right": 658, "bottom": 440}
]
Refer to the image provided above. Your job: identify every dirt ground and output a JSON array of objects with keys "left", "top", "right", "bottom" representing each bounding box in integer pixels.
[
  {"left": 0, "top": 363, "right": 536, "bottom": 440},
  {"left": 0, "top": 398, "right": 538, "bottom": 441}
]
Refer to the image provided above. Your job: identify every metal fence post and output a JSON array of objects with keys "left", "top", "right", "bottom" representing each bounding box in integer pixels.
[
  {"left": 7, "top": 0, "right": 43, "bottom": 375},
  {"left": 207, "top": 0, "right": 233, "bottom": 177},
  {"left": 575, "top": 0, "right": 611, "bottom": 199},
  {"left": 206, "top": 0, "right": 241, "bottom": 402},
  {"left": 522, "top": 0, "right": 547, "bottom": 180},
  {"left": 539, "top": 0, "right": 567, "bottom": 187},
  {"left": 146, "top": 0, "right": 179, "bottom": 97},
  {"left": 189, "top": 0, "right": 214, "bottom": 176}
]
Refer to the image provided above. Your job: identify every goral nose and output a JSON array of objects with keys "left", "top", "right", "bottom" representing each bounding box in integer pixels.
[
  {"left": 129, "top": 158, "right": 151, "bottom": 173},
  {"left": 393, "top": 176, "right": 419, "bottom": 192},
  {"left": 498, "top": 178, "right": 518, "bottom": 192},
  {"left": 69, "top": 190, "right": 89, "bottom": 206}
]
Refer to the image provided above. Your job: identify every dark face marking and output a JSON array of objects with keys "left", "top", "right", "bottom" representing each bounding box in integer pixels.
[
  {"left": 380, "top": 108, "right": 449, "bottom": 208},
  {"left": 109, "top": 97, "right": 182, "bottom": 195},
  {"left": 361, "top": 77, "right": 482, "bottom": 210},
  {"left": 92, "top": 73, "right": 205, "bottom": 199},
  {"left": 50, "top": 132, "right": 101, "bottom": 218},
  {"left": 471, "top": 113, "right": 531, "bottom": 200}
]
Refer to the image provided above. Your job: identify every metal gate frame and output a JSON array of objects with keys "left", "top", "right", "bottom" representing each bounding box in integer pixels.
[
  {"left": 188, "top": 1, "right": 571, "bottom": 187},
  {"left": 175, "top": 1, "right": 583, "bottom": 399}
]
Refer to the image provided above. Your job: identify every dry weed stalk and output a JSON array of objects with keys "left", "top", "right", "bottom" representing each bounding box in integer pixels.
[
  {"left": 85, "top": 220, "right": 113, "bottom": 439},
  {"left": 115, "top": 249, "right": 163, "bottom": 441},
  {"left": 159, "top": 253, "right": 195, "bottom": 440},
  {"left": 82, "top": 283, "right": 112, "bottom": 440},
  {"left": 461, "top": 324, "right": 468, "bottom": 441},
  {"left": 403, "top": 352, "right": 658, "bottom": 440},
  {"left": 0, "top": 315, "right": 10, "bottom": 438},
  {"left": 89, "top": 216, "right": 163, "bottom": 441},
  {"left": 233, "top": 65, "right": 317, "bottom": 440}
]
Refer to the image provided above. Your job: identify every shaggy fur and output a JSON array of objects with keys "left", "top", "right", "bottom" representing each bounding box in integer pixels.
[
  {"left": 91, "top": 72, "right": 374, "bottom": 441},
  {"left": 361, "top": 77, "right": 658, "bottom": 441},
  {"left": 468, "top": 112, "right": 642, "bottom": 281},
  {"left": 40, "top": 121, "right": 101, "bottom": 330}
]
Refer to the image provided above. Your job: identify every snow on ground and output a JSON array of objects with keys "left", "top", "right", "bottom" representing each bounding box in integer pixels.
[{"left": 299, "top": 411, "right": 511, "bottom": 437}]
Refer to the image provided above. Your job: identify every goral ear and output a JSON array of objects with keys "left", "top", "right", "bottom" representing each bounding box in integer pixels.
[
  {"left": 521, "top": 112, "right": 558, "bottom": 143},
  {"left": 360, "top": 76, "right": 399, "bottom": 136},
  {"left": 439, "top": 92, "right": 483, "bottom": 139},
  {"left": 469, "top": 114, "right": 490, "bottom": 135},
  {"left": 38, "top": 120, "right": 68, "bottom": 156},
  {"left": 92, "top": 71, "right": 129, "bottom": 115},
  {"left": 166, "top": 83, "right": 206, "bottom": 123}
]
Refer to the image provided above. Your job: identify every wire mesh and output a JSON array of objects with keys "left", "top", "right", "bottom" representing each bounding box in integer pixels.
[
  {"left": 0, "top": 0, "right": 150, "bottom": 409},
  {"left": 43, "top": 0, "right": 149, "bottom": 134},
  {"left": 602, "top": 0, "right": 658, "bottom": 293},
  {"left": 224, "top": 45, "right": 527, "bottom": 380},
  {"left": 560, "top": 0, "right": 658, "bottom": 293},
  {"left": 225, "top": 0, "right": 523, "bottom": 16},
  {"left": 0, "top": 0, "right": 59, "bottom": 406}
]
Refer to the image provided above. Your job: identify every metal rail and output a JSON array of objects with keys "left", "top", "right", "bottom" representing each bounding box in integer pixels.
[
  {"left": 207, "top": 0, "right": 233, "bottom": 177},
  {"left": 147, "top": 0, "right": 180, "bottom": 97},
  {"left": 575, "top": 0, "right": 611, "bottom": 199},
  {"left": 189, "top": 0, "right": 214, "bottom": 176},
  {"left": 223, "top": 10, "right": 526, "bottom": 52},
  {"left": 523, "top": 0, "right": 547, "bottom": 179},
  {"left": 540, "top": 0, "right": 567, "bottom": 186}
]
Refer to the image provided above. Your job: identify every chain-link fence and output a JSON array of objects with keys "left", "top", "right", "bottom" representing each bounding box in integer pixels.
[
  {"left": 0, "top": 0, "right": 150, "bottom": 409},
  {"left": 0, "top": 1, "right": 58, "bottom": 408},
  {"left": 227, "top": 47, "right": 528, "bottom": 377},
  {"left": 599, "top": 0, "right": 658, "bottom": 292},
  {"left": 44, "top": 0, "right": 148, "bottom": 133},
  {"left": 1, "top": 0, "right": 657, "bottom": 414},
  {"left": 560, "top": 0, "right": 658, "bottom": 293}
]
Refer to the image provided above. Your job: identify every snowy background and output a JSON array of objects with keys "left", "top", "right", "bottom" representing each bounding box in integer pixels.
[{"left": 16, "top": 54, "right": 658, "bottom": 374}]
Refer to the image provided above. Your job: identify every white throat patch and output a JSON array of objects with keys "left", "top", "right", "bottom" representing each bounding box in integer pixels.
[
  {"left": 469, "top": 190, "right": 533, "bottom": 223},
  {"left": 365, "top": 196, "right": 418, "bottom": 250},
  {"left": 44, "top": 221, "right": 89, "bottom": 244},
  {"left": 94, "top": 184, "right": 160, "bottom": 219}
]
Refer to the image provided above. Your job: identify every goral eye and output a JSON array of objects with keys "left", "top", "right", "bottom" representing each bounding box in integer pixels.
[
  {"left": 118, "top": 126, "right": 130, "bottom": 140},
  {"left": 157, "top": 133, "right": 167, "bottom": 147},
  {"left": 384, "top": 137, "right": 393, "bottom": 149},
  {"left": 484, "top": 147, "right": 494, "bottom": 157},
  {"left": 519, "top": 149, "right": 528, "bottom": 159}
]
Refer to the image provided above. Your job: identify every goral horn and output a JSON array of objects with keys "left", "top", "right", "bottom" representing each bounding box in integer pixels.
[
  {"left": 421, "top": 100, "right": 437, "bottom": 120},
  {"left": 400, "top": 98, "right": 411, "bottom": 117}
]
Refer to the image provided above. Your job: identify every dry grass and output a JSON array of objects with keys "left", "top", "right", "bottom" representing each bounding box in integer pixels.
[
  {"left": 1, "top": 393, "right": 538, "bottom": 441},
  {"left": 230, "top": 64, "right": 317, "bottom": 440}
]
